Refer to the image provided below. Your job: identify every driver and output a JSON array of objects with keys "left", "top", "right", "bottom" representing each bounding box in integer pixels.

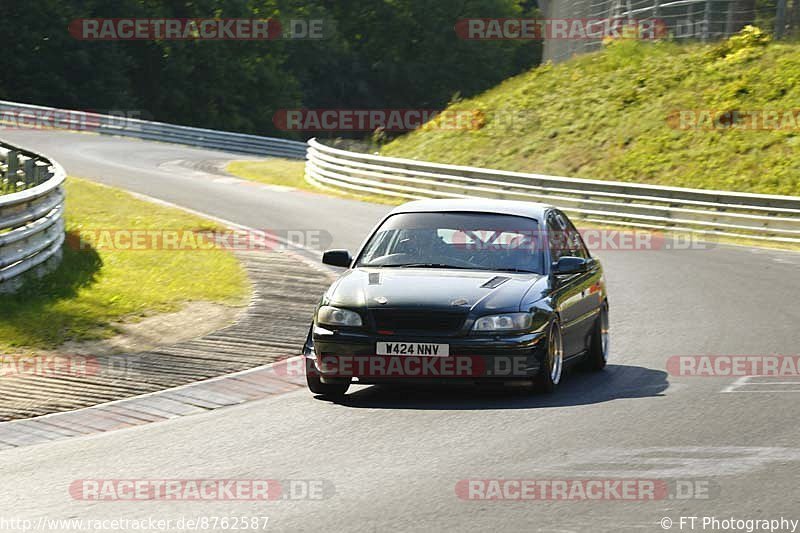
[{"left": 396, "top": 229, "right": 448, "bottom": 263}]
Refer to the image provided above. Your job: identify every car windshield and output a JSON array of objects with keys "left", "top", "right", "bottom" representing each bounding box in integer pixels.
[{"left": 356, "top": 212, "right": 544, "bottom": 274}]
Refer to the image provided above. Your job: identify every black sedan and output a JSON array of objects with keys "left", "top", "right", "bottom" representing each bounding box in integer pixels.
[{"left": 302, "top": 199, "right": 609, "bottom": 398}]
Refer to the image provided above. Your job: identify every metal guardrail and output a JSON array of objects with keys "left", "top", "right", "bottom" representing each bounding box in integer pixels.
[
  {"left": 0, "top": 141, "right": 66, "bottom": 288},
  {"left": 305, "top": 138, "right": 800, "bottom": 244},
  {"left": 0, "top": 100, "right": 307, "bottom": 159}
]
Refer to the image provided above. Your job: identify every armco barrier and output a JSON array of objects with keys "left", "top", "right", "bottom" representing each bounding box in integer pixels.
[
  {"left": 305, "top": 138, "right": 800, "bottom": 244},
  {"left": 0, "top": 141, "right": 66, "bottom": 289},
  {"left": 0, "top": 100, "right": 307, "bottom": 159}
]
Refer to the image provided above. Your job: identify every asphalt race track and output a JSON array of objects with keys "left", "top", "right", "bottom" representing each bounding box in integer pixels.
[{"left": 1, "top": 130, "right": 799, "bottom": 532}]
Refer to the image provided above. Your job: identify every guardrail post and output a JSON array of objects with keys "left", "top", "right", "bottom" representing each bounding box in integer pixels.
[
  {"left": 23, "top": 158, "right": 34, "bottom": 190},
  {"left": 7, "top": 151, "right": 18, "bottom": 171},
  {"left": 5, "top": 151, "right": 19, "bottom": 190},
  {"left": 34, "top": 164, "right": 46, "bottom": 186}
]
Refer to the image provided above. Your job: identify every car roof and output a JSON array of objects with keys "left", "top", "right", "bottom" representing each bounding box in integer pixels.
[{"left": 388, "top": 199, "right": 555, "bottom": 221}]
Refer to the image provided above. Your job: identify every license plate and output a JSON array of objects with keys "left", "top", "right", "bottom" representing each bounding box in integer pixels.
[{"left": 376, "top": 342, "right": 449, "bottom": 357}]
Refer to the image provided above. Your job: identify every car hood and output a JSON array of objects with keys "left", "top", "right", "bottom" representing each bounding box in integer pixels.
[{"left": 325, "top": 267, "right": 545, "bottom": 314}]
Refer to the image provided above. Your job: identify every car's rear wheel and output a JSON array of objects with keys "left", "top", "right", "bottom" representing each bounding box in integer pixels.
[
  {"left": 536, "top": 320, "right": 563, "bottom": 393},
  {"left": 585, "top": 302, "right": 609, "bottom": 371}
]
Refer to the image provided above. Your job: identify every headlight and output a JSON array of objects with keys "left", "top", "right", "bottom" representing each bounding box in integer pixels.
[
  {"left": 473, "top": 312, "right": 532, "bottom": 332},
  {"left": 317, "top": 306, "right": 363, "bottom": 327}
]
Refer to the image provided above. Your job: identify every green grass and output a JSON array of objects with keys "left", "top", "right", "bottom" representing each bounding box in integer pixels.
[
  {"left": 226, "top": 158, "right": 402, "bottom": 206},
  {"left": 382, "top": 27, "right": 800, "bottom": 197},
  {"left": 225, "top": 30, "right": 799, "bottom": 251},
  {"left": 0, "top": 177, "right": 249, "bottom": 351},
  {"left": 227, "top": 158, "right": 309, "bottom": 189}
]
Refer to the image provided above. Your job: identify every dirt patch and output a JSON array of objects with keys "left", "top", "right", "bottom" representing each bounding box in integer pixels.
[{"left": 57, "top": 301, "right": 246, "bottom": 356}]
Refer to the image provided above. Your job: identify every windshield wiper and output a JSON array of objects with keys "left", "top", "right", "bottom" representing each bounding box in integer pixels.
[
  {"left": 489, "top": 268, "right": 540, "bottom": 274},
  {"left": 384, "top": 263, "right": 474, "bottom": 269},
  {"left": 364, "top": 263, "right": 538, "bottom": 273}
]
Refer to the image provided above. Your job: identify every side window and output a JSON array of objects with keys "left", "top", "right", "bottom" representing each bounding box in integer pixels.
[
  {"left": 564, "top": 218, "right": 590, "bottom": 259},
  {"left": 548, "top": 211, "right": 589, "bottom": 261},
  {"left": 546, "top": 213, "right": 569, "bottom": 262}
]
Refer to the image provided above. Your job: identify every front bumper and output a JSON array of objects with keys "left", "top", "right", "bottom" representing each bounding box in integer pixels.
[{"left": 308, "top": 328, "right": 547, "bottom": 384}]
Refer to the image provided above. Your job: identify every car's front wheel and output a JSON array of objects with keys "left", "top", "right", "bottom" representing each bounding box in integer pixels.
[
  {"left": 303, "top": 326, "right": 351, "bottom": 398},
  {"left": 305, "top": 357, "right": 351, "bottom": 398},
  {"left": 536, "top": 320, "right": 564, "bottom": 393}
]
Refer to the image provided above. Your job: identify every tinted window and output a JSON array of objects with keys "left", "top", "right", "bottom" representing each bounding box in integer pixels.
[
  {"left": 564, "top": 217, "right": 590, "bottom": 259},
  {"left": 357, "top": 212, "right": 544, "bottom": 274},
  {"left": 548, "top": 211, "right": 589, "bottom": 261},
  {"left": 547, "top": 212, "right": 569, "bottom": 262}
]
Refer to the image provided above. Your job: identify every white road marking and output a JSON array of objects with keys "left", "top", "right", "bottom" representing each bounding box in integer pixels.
[
  {"left": 721, "top": 375, "right": 800, "bottom": 393},
  {"left": 256, "top": 184, "right": 296, "bottom": 192},
  {"left": 531, "top": 447, "right": 800, "bottom": 478},
  {"left": 212, "top": 176, "right": 245, "bottom": 184},
  {"left": 720, "top": 375, "right": 752, "bottom": 393},
  {"left": 725, "top": 389, "right": 800, "bottom": 394}
]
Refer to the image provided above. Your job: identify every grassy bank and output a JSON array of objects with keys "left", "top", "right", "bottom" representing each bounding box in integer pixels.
[
  {"left": 0, "top": 178, "right": 249, "bottom": 351},
  {"left": 227, "top": 159, "right": 308, "bottom": 190},
  {"left": 226, "top": 158, "right": 400, "bottom": 205},
  {"left": 382, "top": 28, "right": 800, "bottom": 197}
]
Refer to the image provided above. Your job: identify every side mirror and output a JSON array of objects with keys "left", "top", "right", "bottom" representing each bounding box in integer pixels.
[
  {"left": 322, "top": 249, "right": 353, "bottom": 268},
  {"left": 552, "top": 256, "right": 589, "bottom": 275}
]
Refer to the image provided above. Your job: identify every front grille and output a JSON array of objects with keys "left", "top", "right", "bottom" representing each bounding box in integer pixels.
[{"left": 371, "top": 309, "right": 467, "bottom": 333}]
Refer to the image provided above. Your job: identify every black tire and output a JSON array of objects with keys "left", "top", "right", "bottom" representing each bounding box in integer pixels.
[
  {"left": 306, "top": 372, "right": 351, "bottom": 398},
  {"left": 585, "top": 302, "right": 609, "bottom": 371},
  {"left": 536, "top": 320, "right": 564, "bottom": 393},
  {"left": 306, "top": 358, "right": 350, "bottom": 398}
]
